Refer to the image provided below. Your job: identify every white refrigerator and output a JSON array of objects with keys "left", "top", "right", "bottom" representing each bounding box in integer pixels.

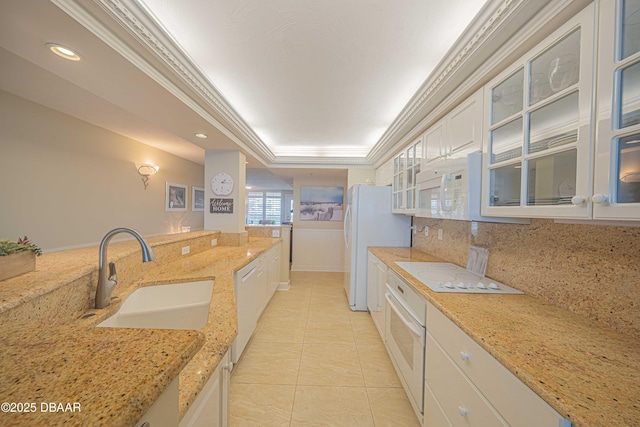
[{"left": 343, "top": 185, "right": 411, "bottom": 311}]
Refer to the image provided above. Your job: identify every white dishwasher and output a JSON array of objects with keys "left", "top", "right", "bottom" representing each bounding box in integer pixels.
[{"left": 232, "top": 257, "right": 264, "bottom": 363}]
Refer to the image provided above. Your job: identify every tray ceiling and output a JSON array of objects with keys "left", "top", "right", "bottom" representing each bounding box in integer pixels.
[
  {"left": 0, "top": 0, "right": 568, "bottom": 172},
  {"left": 136, "top": 0, "right": 487, "bottom": 160}
]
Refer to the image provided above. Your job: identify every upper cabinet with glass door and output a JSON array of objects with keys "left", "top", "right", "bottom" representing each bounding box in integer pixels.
[
  {"left": 392, "top": 136, "right": 423, "bottom": 214},
  {"left": 481, "top": 4, "right": 595, "bottom": 219},
  {"left": 593, "top": 0, "right": 640, "bottom": 220}
]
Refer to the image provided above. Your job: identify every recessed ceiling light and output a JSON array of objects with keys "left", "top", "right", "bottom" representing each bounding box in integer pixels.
[
  {"left": 194, "top": 133, "right": 208, "bottom": 139},
  {"left": 46, "top": 43, "right": 81, "bottom": 61}
]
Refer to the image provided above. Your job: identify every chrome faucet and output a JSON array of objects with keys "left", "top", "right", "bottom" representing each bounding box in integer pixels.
[{"left": 95, "top": 227, "right": 156, "bottom": 309}]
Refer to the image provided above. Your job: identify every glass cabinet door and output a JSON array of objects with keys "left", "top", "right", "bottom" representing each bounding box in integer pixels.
[
  {"left": 392, "top": 136, "right": 423, "bottom": 214},
  {"left": 616, "top": 134, "right": 640, "bottom": 204},
  {"left": 404, "top": 140, "right": 422, "bottom": 211},
  {"left": 392, "top": 154, "right": 404, "bottom": 211},
  {"left": 594, "top": 0, "right": 640, "bottom": 219},
  {"left": 483, "top": 4, "right": 594, "bottom": 218}
]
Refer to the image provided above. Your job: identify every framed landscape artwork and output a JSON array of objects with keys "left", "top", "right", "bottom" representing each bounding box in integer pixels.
[{"left": 299, "top": 186, "right": 344, "bottom": 221}]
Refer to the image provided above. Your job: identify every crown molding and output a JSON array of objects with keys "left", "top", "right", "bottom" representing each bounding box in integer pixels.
[
  {"left": 269, "top": 156, "right": 371, "bottom": 168},
  {"left": 52, "top": 0, "right": 275, "bottom": 164},
  {"left": 55, "top": 0, "right": 528, "bottom": 169},
  {"left": 368, "top": 0, "right": 531, "bottom": 165},
  {"left": 52, "top": 0, "right": 586, "bottom": 170},
  {"left": 368, "top": 0, "right": 589, "bottom": 168}
]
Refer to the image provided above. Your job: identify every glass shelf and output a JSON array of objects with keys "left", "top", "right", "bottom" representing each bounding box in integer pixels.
[
  {"left": 491, "top": 69, "right": 524, "bottom": 125},
  {"left": 526, "top": 149, "right": 577, "bottom": 206},
  {"left": 616, "top": 133, "right": 640, "bottom": 203},
  {"left": 528, "top": 92, "right": 579, "bottom": 154},
  {"left": 530, "top": 29, "right": 580, "bottom": 106},
  {"left": 490, "top": 118, "right": 523, "bottom": 163},
  {"left": 622, "top": 0, "right": 640, "bottom": 60},
  {"left": 620, "top": 61, "right": 640, "bottom": 128},
  {"left": 489, "top": 163, "right": 522, "bottom": 206}
]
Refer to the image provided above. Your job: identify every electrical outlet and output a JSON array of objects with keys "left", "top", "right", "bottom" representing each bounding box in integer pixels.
[
  {"left": 272, "top": 229, "right": 281, "bottom": 238},
  {"left": 211, "top": 239, "right": 218, "bottom": 246},
  {"left": 424, "top": 226, "right": 429, "bottom": 237},
  {"left": 181, "top": 246, "right": 190, "bottom": 255},
  {"left": 438, "top": 229, "right": 443, "bottom": 241}
]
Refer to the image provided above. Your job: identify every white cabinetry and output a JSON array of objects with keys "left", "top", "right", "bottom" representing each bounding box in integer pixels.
[
  {"left": 392, "top": 137, "right": 423, "bottom": 214},
  {"left": 424, "top": 88, "right": 484, "bottom": 165},
  {"left": 376, "top": 158, "right": 394, "bottom": 186},
  {"left": 179, "top": 350, "right": 232, "bottom": 427},
  {"left": 266, "top": 243, "right": 281, "bottom": 305},
  {"left": 424, "top": 301, "right": 567, "bottom": 427},
  {"left": 135, "top": 376, "right": 179, "bottom": 427},
  {"left": 481, "top": 4, "right": 595, "bottom": 219},
  {"left": 258, "top": 244, "right": 280, "bottom": 319},
  {"left": 423, "top": 118, "right": 446, "bottom": 165},
  {"left": 392, "top": 88, "right": 484, "bottom": 215},
  {"left": 366, "top": 252, "right": 386, "bottom": 340},
  {"left": 593, "top": 0, "right": 640, "bottom": 220}
]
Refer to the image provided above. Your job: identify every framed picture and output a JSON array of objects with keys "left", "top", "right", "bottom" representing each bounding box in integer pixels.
[
  {"left": 166, "top": 182, "right": 188, "bottom": 211},
  {"left": 300, "top": 186, "right": 344, "bottom": 221},
  {"left": 192, "top": 186, "right": 205, "bottom": 211}
]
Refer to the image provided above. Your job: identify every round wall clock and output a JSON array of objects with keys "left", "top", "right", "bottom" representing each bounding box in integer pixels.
[{"left": 211, "top": 172, "right": 234, "bottom": 196}]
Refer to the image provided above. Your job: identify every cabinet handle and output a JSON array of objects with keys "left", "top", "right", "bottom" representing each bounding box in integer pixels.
[
  {"left": 570, "top": 196, "right": 585, "bottom": 205},
  {"left": 223, "top": 362, "right": 234, "bottom": 372},
  {"left": 460, "top": 351, "right": 470, "bottom": 361},
  {"left": 591, "top": 194, "right": 608, "bottom": 204},
  {"left": 458, "top": 406, "right": 468, "bottom": 417}
]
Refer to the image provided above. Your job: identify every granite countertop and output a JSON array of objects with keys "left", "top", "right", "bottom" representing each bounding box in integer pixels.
[
  {"left": 369, "top": 247, "right": 640, "bottom": 427},
  {"left": 0, "top": 234, "right": 280, "bottom": 426},
  {"left": 139, "top": 239, "right": 281, "bottom": 419}
]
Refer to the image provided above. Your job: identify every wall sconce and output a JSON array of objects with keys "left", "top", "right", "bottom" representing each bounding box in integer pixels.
[{"left": 136, "top": 163, "right": 159, "bottom": 189}]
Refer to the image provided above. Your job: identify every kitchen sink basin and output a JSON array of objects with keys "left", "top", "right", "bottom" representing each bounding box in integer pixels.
[{"left": 97, "top": 280, "right": 214, "bottom": 330}]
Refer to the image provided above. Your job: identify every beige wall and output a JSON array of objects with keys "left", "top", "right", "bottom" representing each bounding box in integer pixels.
[
  {"left": 293, "top": 175, "right": 347, "bottom": 230},
  {"left": 0, "top": 91, "right": 204, "bottom": 251},
  {"left": 346, "top": 168, "right": 376, "bottom": 189},
  {"left": 291, "top": 174, "right": 347, "bottom": 271},
  {"left": 204, "top": 150, "right": 246, "bottom": 233},
  {"left": 412, "top": 217, "right": 640, "bottom": 340}
]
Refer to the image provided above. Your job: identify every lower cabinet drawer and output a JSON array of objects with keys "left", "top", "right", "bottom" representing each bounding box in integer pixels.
[
  {"left": 424, "top": 381, "right": 452, "bottom": 427},
  {"left": 425, "top": 332, "right": 508, "bottom": 427},
  {"left": 427, "top": 303, "right": 565, "bottom": 427}
]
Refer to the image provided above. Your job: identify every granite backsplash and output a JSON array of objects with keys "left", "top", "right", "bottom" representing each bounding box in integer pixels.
[{"left": 411, "top": 218, "right": 640, "bottom": 340}]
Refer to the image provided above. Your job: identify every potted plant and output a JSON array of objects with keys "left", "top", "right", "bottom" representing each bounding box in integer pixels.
[{"left": 0, "top": 236, "right": 42, "bottom": 281}]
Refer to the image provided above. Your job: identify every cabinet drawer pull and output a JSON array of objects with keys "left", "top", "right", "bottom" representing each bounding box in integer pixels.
[
  {"left": 460, "top": 351, "right": 470, "bottom": 361},
  {"left": 458, "top": 406, "right": 468, "bottom": 417}
]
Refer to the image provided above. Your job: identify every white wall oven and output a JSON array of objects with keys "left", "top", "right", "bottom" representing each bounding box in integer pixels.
[{"left": 385, "top": 270, "right": 426, "bottom": 422}]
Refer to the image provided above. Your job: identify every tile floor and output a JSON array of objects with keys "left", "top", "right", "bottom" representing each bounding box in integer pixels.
[{"left": 230, "top": 271, "right": 421, "bottom": 426}]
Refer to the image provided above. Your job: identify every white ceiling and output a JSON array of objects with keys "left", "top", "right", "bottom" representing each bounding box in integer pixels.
[
  {"left": 0, "top": 0, "right": 563, "bottom": 185},
  {"left": 137, "top": 0, "right": 487, "bottom": 159}
]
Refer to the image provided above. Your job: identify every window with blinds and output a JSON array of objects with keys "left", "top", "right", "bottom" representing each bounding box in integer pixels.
[{"left": 247, "top": 191, "right": 283, "bottom": 225}]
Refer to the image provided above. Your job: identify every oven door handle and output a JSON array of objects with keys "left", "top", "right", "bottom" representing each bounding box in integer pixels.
[{"left": 385, "top": 292, "right": 423, "bottom": 338}]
